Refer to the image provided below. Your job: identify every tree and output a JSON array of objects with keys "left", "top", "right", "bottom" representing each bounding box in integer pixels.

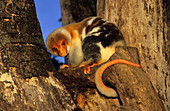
[
  {"left": 0, "top": 0, "right": 169, "bottom": 111},
  {"left": 0, "top": 0, "right": 76, "bottom": 110},
  {"left": 97, "top": 0, "right": 169, "bottom": 110},
  {"left": 59, "top": 0, "right": 169, "bottom": 110}
]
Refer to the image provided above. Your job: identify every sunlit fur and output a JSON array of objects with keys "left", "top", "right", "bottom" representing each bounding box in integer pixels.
[
  {"left": 46, "top": 17, "right": 141, "bottom": 97},
  {"left": 46, "top": 28, "right": 71, "bottom": 57}
]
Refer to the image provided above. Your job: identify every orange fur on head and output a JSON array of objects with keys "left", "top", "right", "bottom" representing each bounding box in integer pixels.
[
  {"left": 47, "top": 38, "right": 69, "bottom": 57},
  {"left": 54, "top": 40, "right": 69, "bottom": 57},
  {"left": 46, "top": 28, "right": 71, "bottom": 57}
]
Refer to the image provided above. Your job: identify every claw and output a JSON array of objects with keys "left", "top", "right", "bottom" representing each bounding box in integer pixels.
[{"left": 83, "top": 66, "right": 91, "bottom": 74}]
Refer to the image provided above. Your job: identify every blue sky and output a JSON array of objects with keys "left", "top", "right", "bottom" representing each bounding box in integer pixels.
[{"left": 34, "top": 0, "right": 64, "bottom": 63}]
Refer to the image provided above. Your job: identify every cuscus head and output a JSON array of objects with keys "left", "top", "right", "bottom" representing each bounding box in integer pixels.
[{"left": 46, "top": 28, "right": 71, "bottom": 57}]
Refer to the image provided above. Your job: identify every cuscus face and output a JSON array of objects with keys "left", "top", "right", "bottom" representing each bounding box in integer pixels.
[{"left": 46, "top": 33, "right": 69, "bottom": 57}]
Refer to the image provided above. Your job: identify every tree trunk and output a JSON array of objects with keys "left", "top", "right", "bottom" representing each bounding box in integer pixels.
[
  {"left": 56, "top": 47, "right": 165, "bottom": 111},
  {"left": 0, "top": 0, "right": 76, "bottom": 110},
  {"left": 57, "top": 0, "right": 169, "bottom": 110},
  {"left": 1, "top": 0, "right": 168, "bottom": 110},
  {"left": 97, "top": 0, "right": 169, "bottom": 111},
  {"left": 60, "top": 0, "right": 97, "bottom": 25}
]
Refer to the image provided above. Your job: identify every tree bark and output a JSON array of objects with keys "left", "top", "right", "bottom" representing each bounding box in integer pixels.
[
  {"left": 60, "top": 0, "right": 97, "bottom": 25},
  {"left": 1, "top": 0, "right": 168, "bottom": 110},
  {"left": 58, "top": 0, "right": 168, "bottom": 110},
  {"left": 0, "top": 0, "right": 76, "bottom": 110},
  {"left": 56, "top": 47, "right": 165, "bottom": 111},
  {"left": 97, "top": 0, "right": 169, "bottom": 110}
]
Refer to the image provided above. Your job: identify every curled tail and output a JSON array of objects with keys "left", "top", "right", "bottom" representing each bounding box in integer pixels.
[{"left": 95, "top": 59, "right": 141, "bottom": 97}]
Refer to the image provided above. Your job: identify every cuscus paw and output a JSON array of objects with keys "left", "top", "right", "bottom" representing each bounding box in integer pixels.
[
  {"left": 60, "top": 64, "right": 70, "bottom": 69},
  {"left": 83, "top": 62, "right": 99, "bottom": 74},
  {"left": 83, "top": 66, "right": 91, "bottom": 74}
]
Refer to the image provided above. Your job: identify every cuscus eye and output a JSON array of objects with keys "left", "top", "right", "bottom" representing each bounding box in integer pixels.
[
  {"left": 52, "top": 47, "right": 57, "bottom": 51},
  {"left": 61, "top": 41, "right": 65, "bottom": 46}
]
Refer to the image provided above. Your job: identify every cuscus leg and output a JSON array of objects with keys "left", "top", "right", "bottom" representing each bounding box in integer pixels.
[{"left": 83, "top": 62, "right": 100, "bottom": 74}]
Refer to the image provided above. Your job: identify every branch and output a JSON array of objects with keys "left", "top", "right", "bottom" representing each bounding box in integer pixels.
[{"left": 55, "top": 47, "right": 165, "bottom": 110}]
